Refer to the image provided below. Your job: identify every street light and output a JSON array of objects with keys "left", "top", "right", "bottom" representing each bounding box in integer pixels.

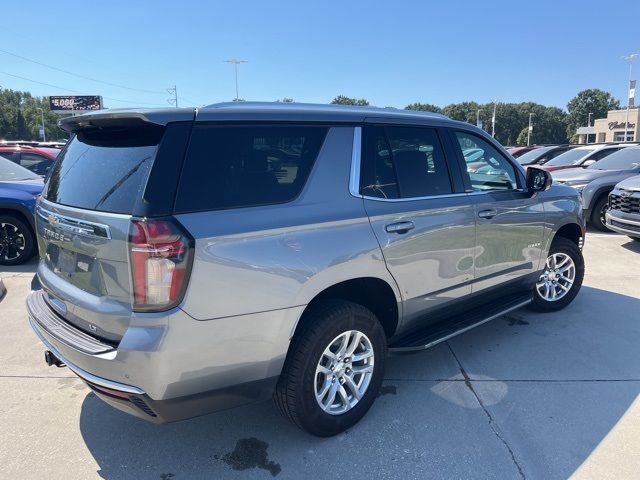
[
  {"left": 36, "top": 107, "right": 45, "bottom": 142},
  {"left": 491, "top": 100, "right": 498, "bottom": 137},
  {"left": 586, "top": 112, "right": 593, "bottom": 144},
  {"left": 622, "top": 53, "right": 639, "bottom": 142},
  {"left": 225, "top": 59, "right": 248, "bottom": 101},
  {"left": 527, "top": 113, "right": 534, "bottom": 146}
]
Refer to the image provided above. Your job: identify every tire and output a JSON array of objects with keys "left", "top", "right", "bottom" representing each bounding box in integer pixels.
[
  {"left": 0, "top": 214, "right": 36, "bottom": 266},
  {"left": 590, "top": 195, "right": 611, "bottom": 232},
  {"left": 529, "top": 237, "right": 584, "bottom": 312},
  {"left": 274, "top": 300, "right": 387, "bottom": 437}
]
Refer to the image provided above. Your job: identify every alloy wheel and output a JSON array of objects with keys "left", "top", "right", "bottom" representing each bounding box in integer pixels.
[
  {"left": 536, "top": 252, "right": 576, "bottom": 302},
  {"left": 314, "top": 330, "right": 375, "bottom": 415},
  {"left": 0, "top": 222, "right": 26, "bottom": 262}
]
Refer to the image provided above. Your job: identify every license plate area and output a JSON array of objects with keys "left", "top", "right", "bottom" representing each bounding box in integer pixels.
[{"left": 45, "top": 244, "right": 99, "bottom": 293}]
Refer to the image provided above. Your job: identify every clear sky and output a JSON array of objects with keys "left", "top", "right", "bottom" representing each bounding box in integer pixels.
[{"left": 1, "top": 0, "right": 638, "bottom": 110}]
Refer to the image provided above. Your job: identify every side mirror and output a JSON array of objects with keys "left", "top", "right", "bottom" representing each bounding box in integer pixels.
[
  {"left": 526, "top": 167, "right": 552, "bottom": 193},
  {"left": 582, "top": 159, "right": 596, "bottom": 167}
]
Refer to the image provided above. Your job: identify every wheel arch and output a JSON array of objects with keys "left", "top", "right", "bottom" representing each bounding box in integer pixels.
[{"left": 0, "top": 203, "right": 36, "bottom": 232}]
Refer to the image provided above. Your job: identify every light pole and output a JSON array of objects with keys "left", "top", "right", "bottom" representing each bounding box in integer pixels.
[
  {"left": 225, "top": 59, "right": 248, "bottom": 101},
  {"left": 36, "top": 108, "right": 46, "bottom": 142},
  {"left": 491, "top": 100, "right": 498, "bottom": 138},
  {"left": 586, "top": 112, "right": 593, "bottom": 144},
  {"left": 527, "top": 113, "right": 534, "bottom": 146},
  {"left": 622, "top": 53, "right": 638, "bottom": 142}
]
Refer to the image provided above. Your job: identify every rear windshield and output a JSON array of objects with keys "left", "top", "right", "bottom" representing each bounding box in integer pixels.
[
  {"left": 174, "top": 124, "right": 328, "bottom": 212},
  {"left": 545, "top": 148, "right": 593, "bottom": 166},
  {"left": 43, "top": 126, "right": 163, "bottom": 213}
]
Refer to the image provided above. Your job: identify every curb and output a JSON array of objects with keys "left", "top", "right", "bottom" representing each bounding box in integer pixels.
[{"left": 0, "top": 277, "right": 5, "bottom": 302}]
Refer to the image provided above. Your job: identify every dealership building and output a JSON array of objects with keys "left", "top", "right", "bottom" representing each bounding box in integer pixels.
[{"left": 577, "top": 108, "right": 639, "bottom": 144}]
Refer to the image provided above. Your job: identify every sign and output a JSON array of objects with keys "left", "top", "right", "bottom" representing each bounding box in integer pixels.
[
  {"left": 608, "top": 121, "right": 636, "bottom": 130},
  {"left": 49, "top": 95, "right": 103, "bottom": 112},
  {"left": 630, "top": 80, "right": 636, "bottom": 108},
  {"left": 38, "top": 126, "right": 45, "bottom": 140},
  {"left": 477, "top": 119, "right": 483, "bottom": 129}
]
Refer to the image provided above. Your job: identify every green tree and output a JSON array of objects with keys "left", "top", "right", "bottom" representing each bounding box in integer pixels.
[
  {"left": 405, "top": 102, "right": 442, "bottom": 113},
  {"left": 516, "top": 127, "right": 529, "bottom": 146},
  {"left": 442, "top": 101, "right": 480, "bottom": 124},
  {"left": 331, "top": 95, "right": 369, "bottom": 106},
  {"left": 0, "top": 88, "right": 68, "bottom": 141},
  {"left": 566, "top": 89, "right": 620, "bottom": 140}
]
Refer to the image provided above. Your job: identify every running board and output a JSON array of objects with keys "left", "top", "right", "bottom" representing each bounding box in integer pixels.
[{"left": 389, "top": 292, "right": 532, "bottom": 353}]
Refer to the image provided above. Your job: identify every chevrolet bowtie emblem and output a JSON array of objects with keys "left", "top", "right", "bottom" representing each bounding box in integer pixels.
[{"left": 47, "top": 214, "right": 59, "bottom": 225}]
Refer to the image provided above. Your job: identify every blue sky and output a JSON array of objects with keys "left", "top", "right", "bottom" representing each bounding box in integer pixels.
[{"left": 1, "top": 0, "right": 638, "bottom": 110}]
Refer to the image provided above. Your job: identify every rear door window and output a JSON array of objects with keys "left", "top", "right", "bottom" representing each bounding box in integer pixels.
[
  {"left": 174, "top": 124, "right": 328, "bottom": 212},
  {"left": 43, "top": 126, "right": 163, "bottom": 213},
  {"left": 19, "top": 153, "right": 50, "bottom": 175},
  {"left": 360, "top": 126, "right": 453, "bottom": 199}
]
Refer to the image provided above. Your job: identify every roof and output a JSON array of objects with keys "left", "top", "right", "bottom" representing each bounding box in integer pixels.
[
  {"left": 0, "top": 145, "right": 60, "bottom": 158},
  {"left": 60, "top": 102, "right": 457, "bottom": 132}
]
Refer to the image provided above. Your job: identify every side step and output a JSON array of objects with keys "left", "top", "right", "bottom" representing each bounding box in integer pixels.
[{"left": 389, "top": 292, "right": 532, "bottom": 353}]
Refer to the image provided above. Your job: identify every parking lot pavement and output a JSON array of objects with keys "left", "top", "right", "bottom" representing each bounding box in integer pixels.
[{"left": 1, "top": 232, "right": 639, "bottom": 480}]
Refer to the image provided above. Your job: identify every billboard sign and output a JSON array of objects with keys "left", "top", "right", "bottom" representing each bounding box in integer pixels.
[{"left": 49, "top": 95, "right": 103, "bottom": 112}]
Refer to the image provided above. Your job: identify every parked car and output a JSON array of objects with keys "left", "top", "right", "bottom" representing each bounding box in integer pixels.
[
  {"left": 507, "top": 145, "right": 540, "bottom": 158},
  {"left": 0, "top": 145, "right": 60, "bottom": 176},
  {"left": 539, "top": 144, "right": 635, "bottom": 172},
  {"left": 516, "top": 144, "right": 577, "bottom": 166},
  {"left": 553, "top": 146, "right": 640, "bottom": 231},
  {"left": 27, "top": 103, "right": 585, "bottom": 436},
  {"left": 606, "top": 175, "right": 640, "bottom": 241},
  {"left": 0, "top": 156, "right": 43, "bottom": 265}
]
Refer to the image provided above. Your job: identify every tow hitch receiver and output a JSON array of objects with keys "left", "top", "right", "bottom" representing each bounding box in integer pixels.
[{"left": 44, "top": 350, "right": 66, "bottom": 368}]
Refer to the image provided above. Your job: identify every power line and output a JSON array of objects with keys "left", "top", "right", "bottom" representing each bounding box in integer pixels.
[
  {"left": 0, "top": 48, "right": 166, "bottom": 95},
  {"left": 0, "top": 71, "right": 166, "bottom": 106}
]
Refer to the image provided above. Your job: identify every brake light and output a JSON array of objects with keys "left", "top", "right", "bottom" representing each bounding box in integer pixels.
[{"left": 129, "top": 218, "right": 193, "bottom": 311}]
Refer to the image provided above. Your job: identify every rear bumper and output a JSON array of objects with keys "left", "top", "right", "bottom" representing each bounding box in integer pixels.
[
  {"left": 27, "top": 288, "right": 302, "bottom": 423},
  {"left": 606, "top": 210, "right": 640, "bottom": 238}
]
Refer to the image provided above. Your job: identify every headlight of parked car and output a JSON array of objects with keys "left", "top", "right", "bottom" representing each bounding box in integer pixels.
[{"left": 569, "top": 183, "right": 588, "bottom": 194}]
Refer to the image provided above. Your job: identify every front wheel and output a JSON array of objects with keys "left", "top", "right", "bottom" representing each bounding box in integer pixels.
[
  {"left": 530, "top": 237, "right": 584, "bottom": 312},
  {"left": 590, "top": 196, "right": 611, "bottom": 232},
  {"left": 274, "top": 300, "right": 387, "bottom": 436}
]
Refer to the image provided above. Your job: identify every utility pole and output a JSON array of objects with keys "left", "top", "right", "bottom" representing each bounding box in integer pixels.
[
  {"left": 36, "top": 107, "right": 46, "bottom": 141},
  {"left": 527, "top": 113, "right": 534, "bottom": 146},
  {"left": 586, "top": 112, "right": 593, "bottom": 144},
  {"left": 225, "top": 59, "right": 248, "bottom": 101},
  {"left": 622, "top": 53, "right": 638, "bottom": 142},
  {"left": 167, "top": 85, "right": 178, "bottom": 108},
  {"left": 491, "top": 100, "right": 498, "bottom": 138}
]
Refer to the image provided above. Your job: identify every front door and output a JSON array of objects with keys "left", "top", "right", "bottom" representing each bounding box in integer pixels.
[{"left": 359, "top": 125, "right": 475, "bottom": 330}]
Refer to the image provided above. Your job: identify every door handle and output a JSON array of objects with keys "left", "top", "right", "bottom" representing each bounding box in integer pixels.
[
  {"left": 385, "top": 221, "right": 415, "bottom": 234},
  {"left": 478, "top": 209, "right": 498, "bottom": 219}
]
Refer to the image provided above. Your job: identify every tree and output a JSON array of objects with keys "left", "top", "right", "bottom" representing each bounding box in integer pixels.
[
  {"left": 566, "top": 89, "right": 621, "bottom": 140},
  {"left": 516, "top": 127, "right": 530, "bottom": 146},
  {"left": 0, "top": 88, "right": 68, "bottom": 141},
  {"left": 331, "top": 95, "right": 369, "bottom": 106},
  {"left": 442, "top": 101, "right": 480, "bottom": 124},
  {"left": 405, "top": 102, "right": 442, "bottom": 113}
]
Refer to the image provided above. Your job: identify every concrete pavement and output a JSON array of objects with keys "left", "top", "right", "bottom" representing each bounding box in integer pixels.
[{"left": 0, "top": 232, "right": 639, "bottom": 479}]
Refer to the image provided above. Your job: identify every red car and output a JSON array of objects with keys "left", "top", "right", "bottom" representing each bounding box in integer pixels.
[
  {"left": 507, "top": 146, "right": 541, "bottom": 158},
  {"left": 0, "top": 145, "right": 60, "bottom": 175}
]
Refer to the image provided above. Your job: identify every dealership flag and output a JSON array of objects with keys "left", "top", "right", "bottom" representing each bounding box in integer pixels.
[{"left": 630, "top": 80, "right": 636, "bottom": 107}]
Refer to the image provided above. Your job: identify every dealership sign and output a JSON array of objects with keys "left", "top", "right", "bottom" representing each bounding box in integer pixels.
[
  {"left": 608, "top": 121, "right": 636, "bottom": 130},
  {"left": 49, "top": 95, "right": 103, "bottom": 112}
]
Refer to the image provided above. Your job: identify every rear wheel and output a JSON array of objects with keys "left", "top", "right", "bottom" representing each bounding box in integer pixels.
[
  {"left": 590, "top": 196, "right": 611, "bottom": 232},
  {"left": 530, "top": 237, "right": 584, "bottom": 312},
  {"left": 0, "top": 215, "right": 36, "bottom": 266},
  {"left": 274, "top": 300, "right": 386, "bottom": 436}
]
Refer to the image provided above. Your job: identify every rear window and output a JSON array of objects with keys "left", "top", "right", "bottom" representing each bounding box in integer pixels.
[
  {"left": 174, "top": 124, "right": 328, "bottom": 212},
  {"left": 43, "top": 126, "right": 163, "bottom": 213}
]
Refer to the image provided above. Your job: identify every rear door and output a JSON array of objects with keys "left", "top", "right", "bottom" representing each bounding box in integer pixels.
[
  {"left": 360, "top": 125, "right": 475, "bottom": 330},
  {"left": 36, "top": 122, "right": 186, "bottom": 342},
  {"left": 449, "top": 129, "right": 544, "bottom": 292}
]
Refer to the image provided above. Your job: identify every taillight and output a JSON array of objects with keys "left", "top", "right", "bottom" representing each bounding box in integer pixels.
[{"left": 129, "top": 218, "right": 193, "bottom": 311}]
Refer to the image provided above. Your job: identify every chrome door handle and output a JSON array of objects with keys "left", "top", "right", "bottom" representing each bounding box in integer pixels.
[
  {"left": 385, "top": 221, "right": 415, "bottom": 234},
  {"left": 478, "top": 209, "right": 498, "bottom": 219}
]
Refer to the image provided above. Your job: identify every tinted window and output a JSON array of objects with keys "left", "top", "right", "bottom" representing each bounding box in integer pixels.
[
  {"left": 587, "top": 147, "right": 640, "bottom": 170},
  {"left": 360, "top": 126, "right": 452, "bottom": 199},
  {"left": 587, "top": 148, "right": 616, "bottom": 161},
  {"left": 545, "top": 148, "right": 594, "bottom": 166},
  {"left": 516, "top": 146, "right": 554, "bottom": 165},
  {"left": 0, "top": 156, "right": 41, "bottom": 181},
  {"left": 20, "top": 153, "right": 51, "bottom": 175},
  {"left": 43, "top": 126, "right": 162, "bottom": 213},
  {"left": 175, "top": 125, "right": 328, "bottom": 212},
  {"left": 455, "top": 132, "right": 518, "bottom": 191}
]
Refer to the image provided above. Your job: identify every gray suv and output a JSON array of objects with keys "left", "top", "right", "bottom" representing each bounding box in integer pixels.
[{"left": 27, "top": 103, "right": 585, "bottom": 436}]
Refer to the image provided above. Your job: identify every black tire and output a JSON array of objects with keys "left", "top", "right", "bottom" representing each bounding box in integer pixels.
[
  {"left": 529, "top": 237, "right": 584, "bottom": 312},
  {"left": 0, "top": 214, "right": 36, "bottom": 266},
  {"left": 590, "top": 195, "right": 611, "bottom": 232},
  {"left": 274, "top": 300, "right": 387, "bottom": 437}
]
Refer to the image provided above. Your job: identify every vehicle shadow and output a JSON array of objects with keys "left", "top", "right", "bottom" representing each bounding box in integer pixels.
[
  {"left": 78, "top": 286, "right": 640, "bottom": 479},
  {"left": 621, "top": 238, "right": 640, "bottom": 253}
]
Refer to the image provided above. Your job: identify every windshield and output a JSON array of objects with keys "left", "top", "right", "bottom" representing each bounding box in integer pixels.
[
  {"left": 0, "top": 156, "right": 41, "bottom": 181},
  {"left": 587, "top": 148, "right": 640, "bottom": 170},
  {"left": 545, "top": 148, "right": 594, "bottom": 166},
  {"left": 516, "top": 146, "right": 554, "bottom": 165}
]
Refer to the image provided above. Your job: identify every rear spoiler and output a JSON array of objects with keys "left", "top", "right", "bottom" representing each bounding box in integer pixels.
[{"left": 58, "top": 108, "right": 197, "bottom": 133}]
